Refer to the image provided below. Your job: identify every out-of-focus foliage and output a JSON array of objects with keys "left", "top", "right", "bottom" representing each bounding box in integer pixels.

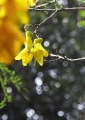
[
  {"left": 78, "top": 0, "right": 85, "bottom": 27},
  {"left": 0, "top": 63, "right": 22, "bottom": 108},
  {"left": 1, "top": 0, "right": 85, "bottom": 120}
]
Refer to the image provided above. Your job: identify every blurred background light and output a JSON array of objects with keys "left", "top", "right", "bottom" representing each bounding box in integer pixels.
[
  {"left": 35, "top": 77, "right": 43, "bottom": 86},
  {"left": 57, "top": 111, "right": 64, "bottom": 117}
]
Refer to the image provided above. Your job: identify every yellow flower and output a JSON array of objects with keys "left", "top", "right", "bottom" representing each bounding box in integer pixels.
[
  {"left": 15, "top": 48, "right": 33, "bottom": 66},
  {"left": 27, "top": 0, "right": 38, "bottom": 6},
  {"left": 0, "top": 20, "right": 25, "bottom": 64},
  {"left": 32, "top": 40, "right": 49, "bottom": 66},
  {"left": 15, "top": 31, "right": 33, "bottom": 66},
  {"left": 15, "top": 31, "right": 49, "bottom": 66},
  {"left": 0, "top": 0, "right": 29, "bottom": 24}
]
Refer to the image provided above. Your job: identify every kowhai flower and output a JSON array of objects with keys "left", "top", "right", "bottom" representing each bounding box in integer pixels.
[
  {"left": 32, "top": 42, "right": 48, "bottom": 66},
  {"left": 15, "top": 31, "right": 33, "bottom": 66},
  {"left": 15, "top": 31, "right": 49, "bottom": 66}
]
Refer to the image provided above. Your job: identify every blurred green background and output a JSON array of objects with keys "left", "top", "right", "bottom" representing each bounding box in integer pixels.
[{"left": 1, "top": 0, "right": 85, "bottom": 120}]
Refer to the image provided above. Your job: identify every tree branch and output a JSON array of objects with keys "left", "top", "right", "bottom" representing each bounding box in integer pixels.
[
  {"left": 29, "top": 6, "right": 85, "bottom": 12},
  {"left": 49, "top": 53, "right": 85, "bottom": 62},
  {"left": 35, "top": 0, "right": 55, "bottom": 8},
  {"left": 29, "top": 6, "right": 85, "bottom": 34}
]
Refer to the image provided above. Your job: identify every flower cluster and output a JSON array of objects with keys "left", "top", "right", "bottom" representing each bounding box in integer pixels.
[{"left": 15, "top": 31, "right": 49, "bottom": 66}]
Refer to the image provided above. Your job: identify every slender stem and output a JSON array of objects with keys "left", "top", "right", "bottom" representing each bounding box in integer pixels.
[
  {"left": 29, "top": 7, "right": 85, "bottom": 12},
  {"left": 50, "top": 53, "right": 85, "bottom": 62}
]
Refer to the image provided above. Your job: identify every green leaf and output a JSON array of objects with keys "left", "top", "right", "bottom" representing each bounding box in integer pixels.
[
  {"left": 80, "top": 20, "right": 85, "bottom": 27},
  {"left": 79, "top": 10, "right": 85, "bottom": 18},
  {"left": 82, "top": 0, "right": 85, "bottom": 3}
]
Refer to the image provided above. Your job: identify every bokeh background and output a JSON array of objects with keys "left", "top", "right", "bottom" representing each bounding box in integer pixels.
[{"left": 1, "top": 0, "right": 85, "bottom": 120}]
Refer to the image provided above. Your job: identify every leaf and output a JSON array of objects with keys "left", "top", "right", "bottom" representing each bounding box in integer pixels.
[
  {"left": 80, "top": 20, "right": 85, "bottom": 27},
  {"left": 79, "top": 10, "right": 85, "bottom": 18}
]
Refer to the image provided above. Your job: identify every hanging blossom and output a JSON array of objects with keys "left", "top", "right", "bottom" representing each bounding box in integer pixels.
[
  {"left": 0, "top": 0, "right": 30, "bottom": 64},
  {"left": 15, "top": 31, "right": 49, "bottom": 66}
]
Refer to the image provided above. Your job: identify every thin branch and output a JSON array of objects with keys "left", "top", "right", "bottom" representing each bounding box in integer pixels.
[
  {"left": 39, "top": 10, "right": 57, "bottom": 26},
  {"left": 29, "top": 6, "right": 85, "bottom": 34},
  {"left": 33, "top": 9, "right": 58, "bottom": 34},
  {"left": 54, "top": 0, "right": 57, "bottom": 9},
  {"left": 28, "top": 4, "right": 85, "bottom": 34},
  {"left": 29, "top": 6, "right": 85, "bottom": 12},
  {"left": 35, "top": 0, "right": 55, "bottom": 8},
  {"left": 50, "top": 53, "right": 85, "bottom": 62}
]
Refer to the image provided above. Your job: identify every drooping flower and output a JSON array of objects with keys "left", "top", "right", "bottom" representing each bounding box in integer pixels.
[
  {"left": 15, "top": 48, "right": 33, "bottom": 66},
  {"left": 32, "top": 38, "right": 49, "bottom": 66},
  {"left": 15, "top": 31, "right": 49, "bottom": 66},
  {"left": 15, "top": 31, "right": 33, "bottom": 66}
]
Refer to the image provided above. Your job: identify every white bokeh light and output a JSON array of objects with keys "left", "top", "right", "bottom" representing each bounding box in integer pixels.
[
  {"left": 55, "top": 82, "right": 61, "bottom": 88},
  {"left": 7, "top": 87, "right": 12, "bottom": 93},
  {"left": 35, "top": 77, "right": 43, "bottom": 86},
  {"left": 48, "top": 69, "right": 57, "bottom": 78},
  {"left": 26, "top": 109, "right": 35, "bottom": 118},
  {"left": 44, "top": 41, "right": 50, "bottom": 47},
  {"left": 1, "top": 114, "right": 8, "bottom": 120},
  {"left": 36, "top": 86, "right": 42, "bottom": 95},
  {"left": 33, "top": 114, "right": 39, "bottom": 120},
  {"left": 57, "top": 111, "right": 64, "bottom": 117},
  {"left": 77, "top": 104, "right": 83, "bottom": 110}
]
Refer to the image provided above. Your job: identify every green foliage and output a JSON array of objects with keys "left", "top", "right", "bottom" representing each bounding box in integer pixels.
[
  {"left": 80, "top": 20, "right": 85, "bottom": 27},
  {"left": 0, "top": 63, "right": 22, "bottom": 108},
  {"left": 79, "top": 10, "right": 85, "bottom": 27},
  {"left": 82, "top": 0, "right": 85, "bottom": 3},
  {"left": 79, "top": 10, "right": 85, "bottom": 18}
]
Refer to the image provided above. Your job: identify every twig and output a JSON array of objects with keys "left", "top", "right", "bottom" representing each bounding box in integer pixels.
[
  {"left": 33, "top": 9, "right": 58, "bottom": 34},
  {"left": 50, "top": 53, "right": 85, "bottom": 62},
  {"left": 29, "top": 6, "right": 85, "bottom": 12},
  {"left": 30, "top": 6, "right": 85, "bottom": 34},
  {"left": 54, "top": 0, "right": 57, "bottom": 9},
  {"left": 39, "top": 10, "right": 57, "bottom": 26},
  {"left": 35, "top": 0, "right": 55, "bottom": 8}
]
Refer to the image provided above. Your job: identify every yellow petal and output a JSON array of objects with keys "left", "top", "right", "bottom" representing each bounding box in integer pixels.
[
  {"left": 22, "top": 52, "right": 33, "bottom": 66},
  {"left": 34, "top": 50, "right": 43, "bottom": 66},
  {"left": 0, "top": 20, "right": 25, "bottom": 64},
  {"left": 0, "top": 48, "right": 13, "bottom": 64},
  {"left": 2, "top": 0, "right": 29, "bottom": 23},
  {"left": 15, "top": 48, "right": 33, "bottom": 66},
  {"left": 15, "top": 0, "right": 28, "bottom": 10},
  {"left": 33, "top": 43, "right": 49, "bottom": 57},
  {"left": 27, "top": 0, "right": 38, "bottom": 6},
  {"left": 0, "top": 0, "right": 7, "bottom": 5},
  {"left": 0, "top": 7, "right": 6, "bottom": 18},
  {"left": 33, "top": 38, "right": 43, "bottom": 45},
  {"left": 17, "top": 11, "right": 30, "bottom": 24},
  {"left": 15, "top": 49, "right": 26, "bottom": 60}
]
